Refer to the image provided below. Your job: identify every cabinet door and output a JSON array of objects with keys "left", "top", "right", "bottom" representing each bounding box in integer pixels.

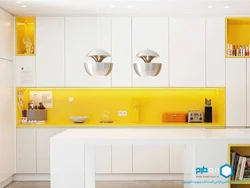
[
  {"left": 133, "top": 145, "right": 169, "bottom": 173},
  {"left": 36, "top": 128, "right": 66, "bottom": 173},
  {"left": 0, "top": 9, "right": 12, "bottom": 60},
  {"left": 206, "top": 17, "right": 225, "bottom": 87},
  {"left": 132, "top": 17, "right": 169, "bottom": 87},
  {"left": 247, "top": 59, "right": 250, "bottom": 127},
  {"left": 65, "top": 17, "right": 111, "bottom": 87},
  {"left": 16, "top": 56, "right": 36, "bottom": 87},
  {"left": 95, "top": 145, "right": 111, "bottom": 173},
  {"left": 111, "top": 17, "right": 132, "bottom": 87},
  {"left": 16, "top": 128, "right": 36, "bottom": 173},
  {"left": 169, "top": 145, "right": 185, "bottom": 173},
  {"left": 226, "top": 58, "right": 246, "bottom": 127},
  {"left": 112, "top": 145, "right": 132, "bottom": 173},
  {"left": 36, "top": 17, "right": 64, "bottom": 87},
  {"left": 169, "top": 17, "right": 205, "bottom": 87}
]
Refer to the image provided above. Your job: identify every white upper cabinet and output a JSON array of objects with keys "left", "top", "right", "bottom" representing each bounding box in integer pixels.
[
  {"left": 0, "top": 9, "right": 12, "bottom": 61},
  {"left": 226, "top": 58, "right": 247, "bottom": 127},
  {"left": 206, "top": 17, "right": 225, "bottom": 87},
  {"left": 65, "top": 17, "right": 111, "bottom": 87},
  {"left": 132, "top": 17, "right": 169, "bottom": 87},
  {"left": 111, "top": 17, "right": 132, "bottom": 87},
  {"left": 36, "top": 17, "right": 65, "bottom": 87},
  {"left": 16, "top": 56, "right": 36, "bottom": 87},
  {"left": 169, "top": 17, "right": 205, "bottom": 87}
]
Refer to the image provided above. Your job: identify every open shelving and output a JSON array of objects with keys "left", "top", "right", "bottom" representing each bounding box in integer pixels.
[
  {"left": 16, "top": 16, "right": 36, "bottom": 56},
  {"left": 226, "top": 18, "right": 250, "bottom": 58},
  {"left": 228, "top": 144, "right": 250, "bottom": 188}
]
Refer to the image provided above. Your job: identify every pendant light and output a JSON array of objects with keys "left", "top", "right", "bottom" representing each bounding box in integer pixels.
[
  {"left": 84, "top": 8, "right": 113, "bottom": 76},
  {"left": 133, "top": 49, "right": 162, "bottom": 77}
]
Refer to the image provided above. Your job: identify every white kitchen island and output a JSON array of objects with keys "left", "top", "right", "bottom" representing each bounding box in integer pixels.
[{"left": 50, "top": 128, "right": 250, "bottom": 188}]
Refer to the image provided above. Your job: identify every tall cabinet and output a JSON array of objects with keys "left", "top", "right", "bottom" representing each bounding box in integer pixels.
[{"left": 132, "top": 17, "right": 169, "bottom": 87}]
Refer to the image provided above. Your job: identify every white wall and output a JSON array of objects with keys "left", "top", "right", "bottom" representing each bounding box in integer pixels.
[{"left": 0, "top": 8, "right": 14, "bottom": 185}]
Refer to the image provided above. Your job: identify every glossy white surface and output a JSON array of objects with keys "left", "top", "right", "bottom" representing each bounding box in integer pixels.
[
  {"left": 226, "top": 58, "right": 247, "bottom": 127},
  {"left": 16, "top": 128, "right": 36, "bottom": 173},
  {"left": 170, "top": 145, "right": 186, "bottom": 173},
  {"left": 206, "top": 17, "right": 225, "bottom": 87},
  {"left": 169, "top": 17, "right": 205, "bottom": 87},
  {"left": 0, "top": 8, "right": 12, "bottom": 61},
  {"left": 36, "top": 17, "right": 65, "bottom": 87},
  {"left": 95, "top": 145, "right": 112, "bottom": 173},
  {"left": 65, "top": 17, "right": 111, "bottom": 87},
  {"left": 111, "top": 17, "right": 132, "bottom": 87},
  {"left": 15, "top": 56, "right": 36, "bottom": 87},
  {"left": 0, "top": 59, "right": 14, "bottom": 184},
  {"left": 132, "top": 17, "right": 168, "bottom": 87}
]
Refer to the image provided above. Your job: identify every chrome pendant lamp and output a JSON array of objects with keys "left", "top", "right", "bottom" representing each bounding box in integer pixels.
[
  {"left": 133, "top": 49, "right": 162, "bottom": 77},
  {"left": 84, "top": 8, "right": 113, "bottom": 76}
]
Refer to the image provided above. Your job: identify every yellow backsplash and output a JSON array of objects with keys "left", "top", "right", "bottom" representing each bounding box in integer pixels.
[{"left": 16, "top": 88, "right": 226, "bottom": 126}]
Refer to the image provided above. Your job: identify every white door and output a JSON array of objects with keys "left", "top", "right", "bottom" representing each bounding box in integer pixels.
[
  {"left": 65, "top": 17, "right": 111, "bottom": 87},
  {"left": 36, "top": 17, "right": 64, "bottom": 87},
  {"left": 169, "top": 17, "right": 205, "bottom": 87},
  {"left": 247, "top": 59, "right": 250, "bottom": 127},
  {"left": 0, "top": 9, "right": 12, "bottom": 60},
  {"left": 169, "top": 145, "right": 185, "bottom": 173},
  {"left": 206, "top": 17, "right": 225, "bottom": 87},
  {"left": 132, "top": 17, "right": 169, "bottom": 87},
  {"left": 15, "top": 56, "right": 36, "bottom": 87},
  {"left": 226, "top": 58, "right": 247, "bottom": 127},
  {"left": 36, "top": 128, "right": 66, "bottom": 173},
  {"left": 111, "top": 17, "right": 132, "bottom": 87},
  {"left": 133, "top": 145, "right": 170, "bottom": 173},
  {"left": 16, "top": 128, "right": 36, "bottom": 173},
  {"left": 0, "top": 59, "right": 14, "bottom": 183},
  {"left": 95, "top": 145, "right": 111, "bottom": 173},
  {"left": 112, "top": 145, "right": 132, "bottom": 173}
]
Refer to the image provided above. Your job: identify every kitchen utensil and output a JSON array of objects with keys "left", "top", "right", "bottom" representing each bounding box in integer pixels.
[
  {"left": 70, "top": 116, "right": 88, "bottom": 123},
  {"left": 188, "top": 111, "right": 203, "bottom": 123}
]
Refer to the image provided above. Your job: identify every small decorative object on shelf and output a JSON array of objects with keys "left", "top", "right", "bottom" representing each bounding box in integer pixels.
[
  {"left": 227, "top": 43, "right": 250, "bottom": 57},
  {"left": 23, "top": 37, "right": 34, "bottom": 54}
]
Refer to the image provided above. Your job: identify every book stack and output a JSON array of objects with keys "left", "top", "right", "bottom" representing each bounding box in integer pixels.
[{"left": 231, "top": 151, "right": 250, "bottom": 181}]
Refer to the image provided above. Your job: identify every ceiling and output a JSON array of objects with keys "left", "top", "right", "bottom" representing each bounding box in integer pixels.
[{"left": 1, "top": 0, "right": 250, "bottom": 16}]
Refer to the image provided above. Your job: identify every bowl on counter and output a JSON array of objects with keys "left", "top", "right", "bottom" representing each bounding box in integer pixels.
[{"left": 69, "top": 116, "right": 88, "bottom": 123}]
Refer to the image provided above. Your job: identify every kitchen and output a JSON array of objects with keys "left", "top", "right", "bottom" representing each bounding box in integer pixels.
[{"left": 0, "top": 0, "right": 250, "bottom": 188}]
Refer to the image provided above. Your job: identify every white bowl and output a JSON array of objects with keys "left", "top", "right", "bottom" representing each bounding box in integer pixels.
[{"left": 70, "top": 116, "right": 88, "bottom": 123}]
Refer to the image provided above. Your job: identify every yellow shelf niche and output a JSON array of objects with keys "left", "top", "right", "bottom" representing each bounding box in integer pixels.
[
  {"left": 228, "top": 144, "right": 250, "bottom": 188},
  {"left": 226, "top": 18, "right": 250, "bottom": 58},
  {"left": 16, "top": 16, "right": 36, "bottom": 56}
]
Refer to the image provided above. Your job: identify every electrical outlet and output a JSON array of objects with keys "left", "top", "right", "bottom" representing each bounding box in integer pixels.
[
  {"left": 118, "top": 111, "right": 127, "bottom": 116},
  {"left": 69, "top": 97, "right": 74, "bottom": 102}
]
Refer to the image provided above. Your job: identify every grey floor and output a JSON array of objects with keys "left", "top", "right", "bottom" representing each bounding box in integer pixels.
[{"left": 5, "top": 181, "right": 183, "bottom": 188}]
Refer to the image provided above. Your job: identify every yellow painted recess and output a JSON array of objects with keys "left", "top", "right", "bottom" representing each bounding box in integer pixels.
[
  {"left": 16, "top": 16, "right": 36, "bottom": 56},
  {"left": 228, "top": 144, "right": 250, "bottom": 188},
  {"left": 226, "top": 18, "right": 250, "bottom": 58},
  {"left": 16, "top": 88, "right": 226, "bottom": 127}
]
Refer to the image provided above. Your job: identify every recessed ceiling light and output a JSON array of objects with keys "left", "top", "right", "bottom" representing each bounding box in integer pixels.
[
  {"left": 225, "top": 5, "right": 230, "bottom": 8},
  {"left": 208, "top": 6, "right": 213, "bottom": 9},
  {"left": 128, "top": 5, "right": 132, "bottom": 8},
  {"left": 110, "top": 5, "right": 115, "bottom": 8},
  {"left": 21, "top": 5, "right": 27, "bottom": 8},
  {"left": 16, "top": 1, "right": 22, "bottom": 3}
]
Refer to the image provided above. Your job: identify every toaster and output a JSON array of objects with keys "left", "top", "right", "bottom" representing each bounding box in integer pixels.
[{"left": 188, "top": 111, "right": 203, "bottom": 123}]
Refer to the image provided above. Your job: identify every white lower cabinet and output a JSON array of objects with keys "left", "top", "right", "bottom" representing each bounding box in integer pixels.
[
  {"left": 112, "top": 145, "right": 132, "bottom": 173},
  {"left": 169, "top": 145, "right": 186, "bottom": 173},
  {"left": 95, "top": 145, "right": 112, "bottom": 173},
  {"left": 36, "top": 128, "right": 66, "bottom": 173},
  {"left": 16, "top": 128, "right": 36, "bottom": 173},
  {"left": 132, "top": 145, "right": 170, "bottom": 173}
]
